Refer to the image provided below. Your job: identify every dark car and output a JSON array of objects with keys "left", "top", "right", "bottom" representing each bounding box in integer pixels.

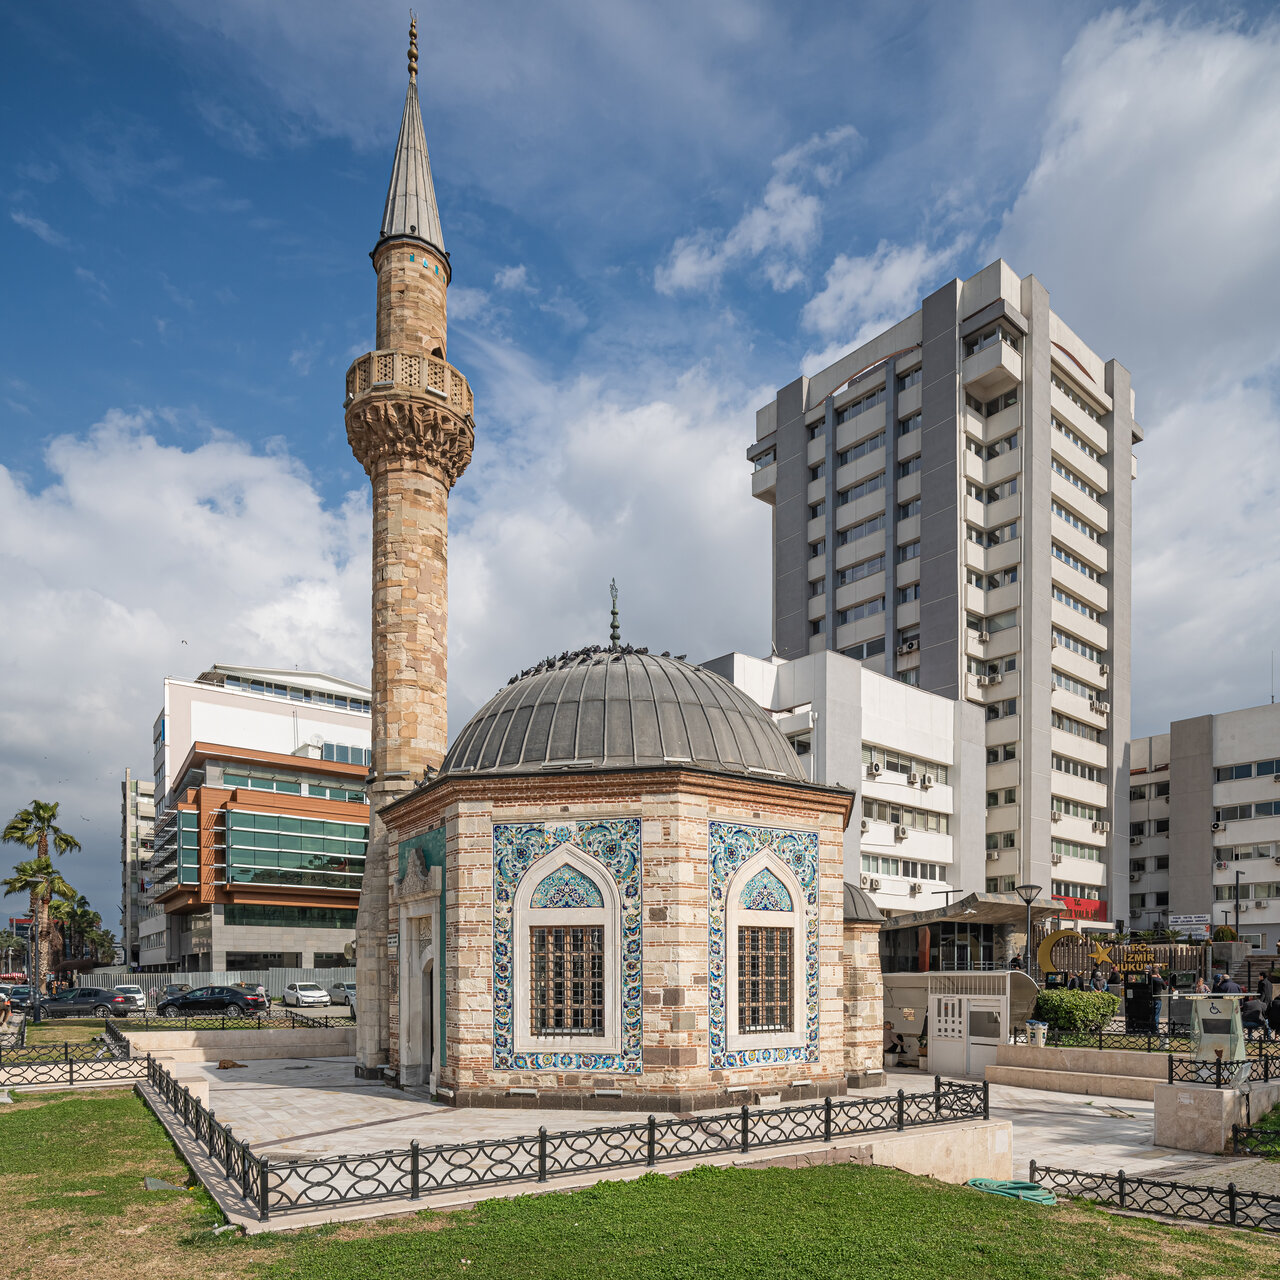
[
  {"left": 156, "top": 985, "right": 268, "bottom": 1019},
  {"left": 38, "top": 986, "right": 131, "bottom": 1018},
  {"left": 7, "top": 985, "right": 34, "bottom": 1012}
]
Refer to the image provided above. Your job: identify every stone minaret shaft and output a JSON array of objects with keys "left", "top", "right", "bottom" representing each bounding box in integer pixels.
[{"left": 345, "top": 18, "right": 474, "bottom": 1075}]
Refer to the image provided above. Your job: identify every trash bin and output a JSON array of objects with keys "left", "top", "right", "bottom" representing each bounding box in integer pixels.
[{"left": 1027, "top": 1020, "right": 1048, "bottom": 1047}]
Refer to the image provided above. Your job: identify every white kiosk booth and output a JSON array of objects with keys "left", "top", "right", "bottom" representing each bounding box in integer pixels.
[{"left": 927, "top": 971, "right": 1040, "bottom": 1078}]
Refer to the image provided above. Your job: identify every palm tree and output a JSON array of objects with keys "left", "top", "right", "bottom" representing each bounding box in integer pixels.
[
  {"left": 0, "top": 929, "right": 24, "bottom": 973},
  {"left": 4, "top": 801, "right": 82, "bottom": 999},
  {"left": 2, "top": 857, "right": 76, "bottom": 992},
  {"left": 87, "top": 926, "right": 118, "bottom": 966}
]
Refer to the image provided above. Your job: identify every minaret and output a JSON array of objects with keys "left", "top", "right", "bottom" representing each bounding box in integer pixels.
[{"left": 345, "top": 17, "right": 474, "bottom": 1076}]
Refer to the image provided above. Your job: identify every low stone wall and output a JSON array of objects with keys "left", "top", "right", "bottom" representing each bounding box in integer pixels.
[
  {"left": 1153, "top": 1079, "right": 1280, "bottom": 1154},
  {"left": 993, "top": 1044, "right": 1168, "bottom": 1079},
  {"left": 128, "top": 1025, "right": 355, "bottom": 1063}
]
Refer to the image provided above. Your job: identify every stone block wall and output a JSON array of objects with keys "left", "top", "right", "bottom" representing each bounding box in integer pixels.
[
  {"left": 843, "top": 922, "right": 884, "bottom": 1087},
  {"left": 387, "top": 770, "right": 858, "bottom": 1110}
]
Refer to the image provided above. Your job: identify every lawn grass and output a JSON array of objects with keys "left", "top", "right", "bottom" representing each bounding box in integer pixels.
[
  {"left": 23, "top": 1017, "right": 111, "bottom": 1045},
  {"left": 2, "top": 1089, "right": 1278, "bottom": 1280}
]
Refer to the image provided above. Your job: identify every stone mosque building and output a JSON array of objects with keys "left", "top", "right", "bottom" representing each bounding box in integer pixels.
[{"left": 345, "top": 22, "right": 884, "bottom": 1110}]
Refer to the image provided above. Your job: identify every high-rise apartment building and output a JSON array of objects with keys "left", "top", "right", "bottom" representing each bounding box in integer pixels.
[
  {"left": 141, "top": 664, "right": 374, "bottom": 971},
  {"left": 119, "top": 768, "right": 156, "bottom": 966},
  {"left": 748, "top": 260, "right": 1140, "bottom": 921},
  {"left": 1131, "top": 704, "right": 1280, "bottom": 953}
]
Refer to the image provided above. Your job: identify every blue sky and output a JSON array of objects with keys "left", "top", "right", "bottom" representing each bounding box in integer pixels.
[{"left": 3, "top": 2, "right": 1280, "bottom": 926}]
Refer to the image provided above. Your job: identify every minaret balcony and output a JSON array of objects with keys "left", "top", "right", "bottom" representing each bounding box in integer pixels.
[{"left": 345, "top": 349, "right": 473, "bottom": 419}]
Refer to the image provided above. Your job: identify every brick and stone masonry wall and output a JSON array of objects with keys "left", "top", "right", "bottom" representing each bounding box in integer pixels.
[
  {"left": 843, "top": 922, "right": 884, "bottom": 1086},
  {"left": 388, "top": 770, "right": 857, "bottom": 1109}
]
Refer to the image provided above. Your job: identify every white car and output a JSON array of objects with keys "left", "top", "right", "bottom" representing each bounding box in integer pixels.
[
  {"left": 282, "top": 981, "right": 331, "bottom": 1007},
  {"left": 327, "top": 981, "right": 356, "bottom": 1006},
  {"left": 113, "top": 984, "right": 147, "bottom": 1013}
]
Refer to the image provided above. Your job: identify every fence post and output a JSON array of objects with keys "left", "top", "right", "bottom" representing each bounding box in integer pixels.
[
  {"left": 1228, "top": 1182, "right": 1238, "bottom": 1226},
  {"left": 1117, "top": 1169, "right": 1126, "bottom": 1209},
  {"left": 982, "top": 1080, "right": 989, "bottom": 1121},
  {"left": 537, "top": 1127, "right": 548, "bottom": 1182},
  {"left": 146, "top": 1052, "right": 152, "bottom": 1084},
  {"left": 1097, "top": 1026, "right": 1103, "bottom": 1051},
  {"left": 410, "top": 1140, "right": 420, "bottom": 1200},
  {"left": 1215, "top": 1057, "right": 1223, "bottom": 1090},
  {"left": 739, "top": 1104, "right": 750, "bottom": 1153},
  {"left": 1232, "top": 1124, "right": 1240, "bottom": 1156},
  {"left": 647, "top": 1115, "right": 656, "bottom": 1165},
  {"left": 896, "top": 1089, "right": 905, "bottom": 1132},
  {"left": 68, "top": 1056, "right": 74, "bottom": 1086},
  {"left": 64, "top": 1042, "right": 69, "bottom": 1062},
  {"left": 1167, "top": 1055, "right": 1173, "bottom": 1086},
  {"left": 1029, "top": 1158, "right": 1038, "bottom": 1184},
  {"left": 257, "top": 1157, "right": 270, "bottom": 1222},
  {"left": 934, "top": 1074, "right": 941, "bottom": 1118}
]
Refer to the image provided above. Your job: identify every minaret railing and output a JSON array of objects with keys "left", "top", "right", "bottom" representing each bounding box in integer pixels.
[{"left": 344, "top": 350, "right": 473, "bottom": 417}]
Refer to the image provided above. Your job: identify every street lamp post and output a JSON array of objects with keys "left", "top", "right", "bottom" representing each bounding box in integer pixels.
[{"left": 1014, "top": 884, "right": 1043, "bottom": 982}]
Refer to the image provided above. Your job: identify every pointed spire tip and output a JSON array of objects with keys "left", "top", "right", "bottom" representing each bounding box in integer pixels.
[{"left": 408, "top": 11, "right": 418, "bottom": 81}]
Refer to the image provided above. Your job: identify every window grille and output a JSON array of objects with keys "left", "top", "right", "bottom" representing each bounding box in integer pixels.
[
  {"left": 530, "top": 926, "right": 604, "bottom": 1036},
  {"left": 738, "top": 926, "right": 793, "bottom": 1032}
]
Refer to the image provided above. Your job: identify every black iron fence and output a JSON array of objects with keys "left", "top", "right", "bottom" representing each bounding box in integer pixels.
[
  {"left": 1167, "top": 1055, "right": 1275, "bottom": 1087},
  {"left": 0, "top": 1055, "right": 148, "bottom": 1088},
  {"left": 0, "top": 1020, "right": 26, "bottom": 1049},
  {"left": 1031, "top": 1161, "right": 1280, "bottom": 1232},
  {"left": 35, "top": 1012, "right": 352, "bottom": 1032},
  {"left": 138, "top": 1055, "right": 988, "bottom": 1221},
  {"left": 1012, "top": 1024, "right": 1275, "bottom": 1056},
  {"left": 1232, "top": 1125, "right": 1280, "bottom": 1158}
]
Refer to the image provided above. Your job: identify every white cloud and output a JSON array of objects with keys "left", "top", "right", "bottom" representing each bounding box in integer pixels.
[
  {"left": 493, "top": 264, "right": 534, "bottom": 293},
  {"left": 539, "top": 290, "right": 588, "bottom": 331},
  {"left": 448, "top": 287, "right": 489, "bottom": 322},
  {"left": 655, "top": 126, "right": 860, "bottom": 296},
  {"left": 0, "top": 354, "right": 773, "bottom": 922},
  {"left": 799, "top": 239, "right": 960, "bottom": 369},
  {"left": 991, "top": 10, "right": 1280, "bottom": 398},
  {"left": 74, "top": 266, "right": 110, "bottom": 302},
  {"left": 988, "top": 9, "right": 1280, "bottom": 734},
  {"left": 0, "top": 412, "right": 371, "bottom": 919},
  {"left": 10, "top": 209, "right": 69, "bottom": 247}
]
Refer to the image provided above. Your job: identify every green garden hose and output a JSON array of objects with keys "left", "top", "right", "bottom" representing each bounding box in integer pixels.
[{"left": 966, "top": 1178, "right": 1057, "bottom": 1205}]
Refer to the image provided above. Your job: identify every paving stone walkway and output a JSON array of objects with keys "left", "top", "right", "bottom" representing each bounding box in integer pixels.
[{"left": 170, "top": 1055, "right": 1280, "bottom": 1197}]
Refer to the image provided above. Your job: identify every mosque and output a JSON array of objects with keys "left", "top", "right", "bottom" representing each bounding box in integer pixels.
[{"left": 345, "top": 21, "right": 884, "bottom": 1111}]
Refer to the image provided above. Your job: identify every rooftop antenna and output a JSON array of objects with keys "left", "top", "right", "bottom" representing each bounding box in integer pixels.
[{"left": 609, "top": 578, "right": 621, "bottom": 650}]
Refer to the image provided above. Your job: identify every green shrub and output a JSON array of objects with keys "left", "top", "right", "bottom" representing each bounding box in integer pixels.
[
  {"left": 1213, "top": 925, "right": 1238, "bottom": 941},
  {"left": 1033, "top": 988, "right": 1119, "bottom": 1034}
]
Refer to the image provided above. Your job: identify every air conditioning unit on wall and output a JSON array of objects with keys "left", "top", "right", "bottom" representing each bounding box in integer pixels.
[
  {"left": 986, "top": 850, "right": 1000, "bottom": 861},
  {"left": 1211, "top": 821, "right": 1226, "bottom": 832},
  {"left": 870, "top": 878, "right": 882, "bottom": 891},
  {"left": 860, "top": 818, "right": 869, "bottom": 833},
  {"left": 868, "top": 762, "right": 882, "bottom": 776},
  {"left": 894, "top": 824, "right": 909, "bottom": 840},
  {"left": 921, "top": 774, "right": 934, "bottom": 789},
  {"left": 907, "top": 772, "right": 920, "bottom": 785},
  {"left": 859, "top": 874, "right": 871, "bottom": 889}
]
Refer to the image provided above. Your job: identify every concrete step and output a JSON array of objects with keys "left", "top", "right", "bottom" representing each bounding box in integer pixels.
[{"left": 985, "top": 1064, "right": 1156, "bottom": 1101}]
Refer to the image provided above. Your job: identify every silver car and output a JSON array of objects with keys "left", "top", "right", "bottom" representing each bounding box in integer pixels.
[
  {"left": 327, "top": 981, "right": 356, "bottom": 1005},
  {"left": 282, "top": 981, "right": 330, "bottom": 1007},
  {"left": 113, "top": 984, "right": 147, "bottom": 1013}
]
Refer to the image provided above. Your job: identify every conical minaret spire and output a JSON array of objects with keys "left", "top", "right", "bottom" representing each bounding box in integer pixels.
[{"left": 378, "top": 14, "right": 445, "bottom": 258}]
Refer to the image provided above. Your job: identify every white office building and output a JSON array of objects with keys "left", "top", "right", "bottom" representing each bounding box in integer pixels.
[{"left": 702, "top": 649, "right": 986, "bottom": 916}]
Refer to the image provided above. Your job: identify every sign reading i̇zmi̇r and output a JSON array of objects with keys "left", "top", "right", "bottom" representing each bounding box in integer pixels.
[{"left": 1036, "top": 929, "right": 1170, "bottom": 975}]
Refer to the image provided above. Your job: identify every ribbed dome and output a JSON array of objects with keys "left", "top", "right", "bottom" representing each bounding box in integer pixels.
[
  {"left": 440, "top": 648, "right": 808, "bottom": 782},
  {"left": 844, "top": 882, "right": 884, "bottom": 924}
]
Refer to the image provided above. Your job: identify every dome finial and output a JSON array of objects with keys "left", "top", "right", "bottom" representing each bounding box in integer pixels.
[
  {"left": 408, "top": 11, "right": 418, "bottom": 81},
  {"left": 609, "top": 578, "right": 621, "bottom": 650}
]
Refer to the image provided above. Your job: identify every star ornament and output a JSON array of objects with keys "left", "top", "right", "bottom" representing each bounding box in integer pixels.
[{"left": 1088, "top": 942, "right": 1113, "bottom": 968}]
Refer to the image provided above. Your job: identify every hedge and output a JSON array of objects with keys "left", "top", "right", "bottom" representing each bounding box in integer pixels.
[{"left": 1032, "top": 988, "right": 1120, "bottom": 1035}]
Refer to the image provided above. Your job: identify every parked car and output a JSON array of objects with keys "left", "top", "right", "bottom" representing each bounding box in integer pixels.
[
  {"left": 113, "top": 984, "right": 147, "bottom": 1012},
  {"left": 156, "top": 983, "right": 192, "bottom": 1004},
  {"left": 38, "top": 986, "right": 132, "bottom": 1018},
  {"left": 282, "top": 981, "right": 330, "bottom": 1008},
  {"left": 7, "top": 985, "right": 34, "bottom": 1012},
  {"left": 230, "top": 981, "right": 272, "bottom": 1008},
  {"left": 327, "top": 981, "right": 356, "bottom": 1006},
  {"left": 156, "top": 986, "right": 268, "bottom": 1019}
]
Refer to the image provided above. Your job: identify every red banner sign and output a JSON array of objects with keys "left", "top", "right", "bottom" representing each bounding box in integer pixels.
[{"left": 1053, "top": 895, "right": 1107, "bottom": 920}]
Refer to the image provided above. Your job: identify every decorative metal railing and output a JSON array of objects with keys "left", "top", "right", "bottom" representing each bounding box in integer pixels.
[
  {"left": 0, "top": 1055, "right": 148, "bottom": 1087},
  {"left": 344, "top": 348, "right": 473, "bottom": 418},
  {"left": 137, "top": 1055, "right": 988, "bottom": 1222},
  {"left": 1031, "top": 1161, "right": 1280, "bottom": 1232},
  {"left": 1011, "top": 1024, "right": 1275, "bottom": 1056},
  {"left": 1232, "top": 1124, "right": 1280, "bottom": 1158},
  {"left": 32, "top": 1012, "right": 352, "bottom": 1032},
  {"left": 1166, "top": 1055, "right": 1273, "bottom": 1087}
]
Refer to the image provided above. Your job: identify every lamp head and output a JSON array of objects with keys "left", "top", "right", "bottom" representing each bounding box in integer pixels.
[{"left": 1014, "top": 883, "right": 1043, "bottom": 906}]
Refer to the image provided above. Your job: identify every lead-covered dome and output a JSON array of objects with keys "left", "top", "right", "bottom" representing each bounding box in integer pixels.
[{"left": 440, "top": 647, "right": 808, "bottom": 782}]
